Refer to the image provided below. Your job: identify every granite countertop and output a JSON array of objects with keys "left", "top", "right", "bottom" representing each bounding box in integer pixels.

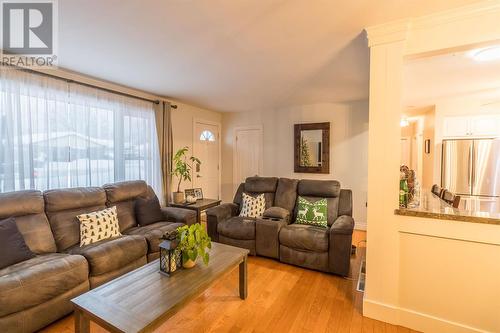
[{"left": 394, "top": 190, "right": 500, "bottom": 225}]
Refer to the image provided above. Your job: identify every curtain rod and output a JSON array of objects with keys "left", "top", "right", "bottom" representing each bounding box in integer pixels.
[{"left": 4, "top": 64, "right": 178, "bottom": 109}]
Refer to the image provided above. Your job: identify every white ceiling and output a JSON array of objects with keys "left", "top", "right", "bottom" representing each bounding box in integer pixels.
[
  {"left": 403, "top": 47, "right": 500, "bottom": 107},
  {"left": 59, "top": 0, "right": 479, "bottom": 112}
]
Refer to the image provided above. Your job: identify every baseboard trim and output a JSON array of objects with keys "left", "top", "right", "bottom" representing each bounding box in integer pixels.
[
  {"left": 355, "top": 221, "right": 367, "bottom": 231},
  {"left": 363, "top": 298, "right": 490, "bottom": 333}
]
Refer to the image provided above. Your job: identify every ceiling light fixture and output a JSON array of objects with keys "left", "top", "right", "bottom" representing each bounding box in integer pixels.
[{"left": 471, "top": 46, "right": 500, "bottom": 62}]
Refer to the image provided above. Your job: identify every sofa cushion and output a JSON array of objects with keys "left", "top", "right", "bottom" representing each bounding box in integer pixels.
[
  {"left": 0, "top": 217, "right": 35, "bottom": 269},
  {"left": 245, "top": 177, "right": 278, "bottom": 193},
  {"left": 0, "top": 253, "right": 88, "bottom": 317},
  {"left": 125, "top": 222, "right": 184, "bottom": 253},
  {"left": 44, "top": 187, "right": 107, "bottom": 251},
  {"left": 103, "top": 180, "right": 149, "bottom": 203},
  {"left": 274, "top": 178, "right": 299, "bottom": 212},
  {"left": 77, "top": 206, "right": 122, "bottom": 246},
  {"left": 103, "top": 180, "right": 150, "bottom": 232},
  {"left": 0, "top": 190, "right": 56, "bottom": 254},
  {"left": 66, "top": 235, "right": 147, "bottom": 276},
  {"left": 297, "top": 180, "right": 341, "bottom": 198},
  {"left": 218, "top": 216, "right": 256, "bottom": 240},
  {"left": 279, "top": 224, "right": 329, "bottom": 252},
  {"left": 135, "top": 196, "right": 164, "bottom": 226}
]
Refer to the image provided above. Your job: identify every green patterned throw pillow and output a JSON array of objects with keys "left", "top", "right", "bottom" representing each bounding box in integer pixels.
[{"left": 295, "top": 197, "right": 328, "bottom": 228}]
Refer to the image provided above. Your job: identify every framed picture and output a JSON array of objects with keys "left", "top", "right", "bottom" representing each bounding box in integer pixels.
[
  {"left": 193, "top": 188, "right": 203, "bottom": 200},
  {"left": 184, "top": 188, "right": 195, "bottom": 198}
]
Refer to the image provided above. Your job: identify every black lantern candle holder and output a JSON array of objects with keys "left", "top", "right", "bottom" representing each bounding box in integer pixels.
[{"left": 159, "top": 230, "right": 182, "bottom": 277}]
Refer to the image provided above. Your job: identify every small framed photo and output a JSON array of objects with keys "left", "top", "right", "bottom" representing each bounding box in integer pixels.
[
  {"left": 193, "top": 188, "right": 203, "bottom": 200},
  {"left": 184, "top": 188, "right": 195, "bottom": 198}
]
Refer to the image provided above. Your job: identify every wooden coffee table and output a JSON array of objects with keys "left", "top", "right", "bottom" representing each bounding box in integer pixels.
[{"left": 71, "top": 242, "right": 249, "bottom": 333}]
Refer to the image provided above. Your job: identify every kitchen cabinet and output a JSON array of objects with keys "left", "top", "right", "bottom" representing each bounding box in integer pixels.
[{"left": 443, "top": 115, "right": 500, "bottom": 138}]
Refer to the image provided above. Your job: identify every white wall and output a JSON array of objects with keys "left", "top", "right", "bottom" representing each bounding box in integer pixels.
[
  {"left": 171, "top": 101, "right": 221, "bottom": 193},
  {"left": 364, "top": 3, "right": 500, "bottom": 332},
  {"left": 222, "top": 101, "right": 369, "bottom": 229}
]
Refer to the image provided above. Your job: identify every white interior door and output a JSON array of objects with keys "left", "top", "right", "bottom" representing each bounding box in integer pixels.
[
  {"left": 234, "top": 126, "right": 263, "bottom": 190},
  {"left": 193, "top": 121, "right": 220, "bottom": 199}
]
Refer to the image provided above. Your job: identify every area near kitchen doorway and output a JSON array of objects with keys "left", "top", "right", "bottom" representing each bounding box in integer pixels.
[{"left": 400, "top": 47, "right": 500, "bottom": 215}]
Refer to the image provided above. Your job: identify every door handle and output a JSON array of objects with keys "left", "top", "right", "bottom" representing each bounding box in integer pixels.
[
  {"left": 471, "top": 144, "right": 475, "bottom": 188},
  {"left": 468, "top": 145, "right": 472, "bottom": 187}
]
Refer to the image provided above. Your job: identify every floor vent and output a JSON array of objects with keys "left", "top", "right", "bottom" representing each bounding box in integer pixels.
[{"left": 356, "top": 259, "right": 366, "bottom": 292}]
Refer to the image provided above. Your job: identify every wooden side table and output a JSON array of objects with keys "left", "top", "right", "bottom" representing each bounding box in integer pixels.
[{"left": 169, "top": 198, "right": 221, "bottom": 224}]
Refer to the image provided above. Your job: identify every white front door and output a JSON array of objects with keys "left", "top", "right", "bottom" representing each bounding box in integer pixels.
[
  {"left": 193, "top": 121, "right": 220, "bottom": 199},
  {"left": 233, "top": 126, "right": 263, "bottom": 190}
]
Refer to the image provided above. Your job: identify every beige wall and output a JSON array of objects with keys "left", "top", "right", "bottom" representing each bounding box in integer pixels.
[
  {"left": 365, "top": 2, "right": 500, "bottom": 332},
  {"left": 171, "top": 101, "right": 222, "bottom": 193},
  {"left": 222, "top": 101, "right": 369, "bottom": 229}
]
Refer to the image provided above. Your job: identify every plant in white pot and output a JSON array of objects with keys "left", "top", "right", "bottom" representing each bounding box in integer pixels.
[
  {"left": 171, "top": 146, "right": 201, "bottom": 204},
  {"left": 176, "top": 223, "right": 211, "bottom": 268}
]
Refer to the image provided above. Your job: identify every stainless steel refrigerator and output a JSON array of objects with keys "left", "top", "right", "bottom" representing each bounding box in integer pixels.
[{"left": 441, "top": 138, "right": 500, "bottom": 197}]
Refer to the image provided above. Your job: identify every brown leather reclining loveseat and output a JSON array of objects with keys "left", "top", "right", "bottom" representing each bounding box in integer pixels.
[
  {"left": 0, "top": 180, "right": 195, "bottom": 333},
  {"left": 206, "top": 177, "right": 354, "bottom": 276}
]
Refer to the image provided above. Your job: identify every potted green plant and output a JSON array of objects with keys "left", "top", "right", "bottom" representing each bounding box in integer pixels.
[
  {"left": 171, "top": 146, "right": 201, "bottom": 204},
  {"left": 176, "top": 223, "right": 211, "bottom": 268}
]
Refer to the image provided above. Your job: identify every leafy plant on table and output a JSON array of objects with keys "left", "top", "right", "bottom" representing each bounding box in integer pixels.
[
  {"left": 176, "top": 223, "right": 212, "bottom": 265},
  {"left": 172, "top": 146, "right": 201, "bottom": 193}
]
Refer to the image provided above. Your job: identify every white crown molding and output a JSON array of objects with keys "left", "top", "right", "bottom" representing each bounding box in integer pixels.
[
  {"left": 365, "top": 0, "right": 500, "bottom": 47},
  {"left": 365, "top": 19, "right": 410, "bottom": 48}
]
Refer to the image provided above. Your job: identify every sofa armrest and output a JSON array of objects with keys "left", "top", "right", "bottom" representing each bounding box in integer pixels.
[
  {"left": 329, "top": 215, "right": 354, "bottom": 276},
  {"left": 161, "top": 207, "right": 197, "bottom": 225},
  {"left": 330, "top": 215, "right": 354, "bottom": 235},
  {"left": 263, "top": 207, "right": 290, "bottom": 219},
  {"left": 205, "top": 203, "right": 239, "bottom": 241}
]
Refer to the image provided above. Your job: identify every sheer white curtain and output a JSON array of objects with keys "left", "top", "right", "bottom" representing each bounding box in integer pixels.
[{"left": 0, "top": 67, "right": 163, "bottom": 198}]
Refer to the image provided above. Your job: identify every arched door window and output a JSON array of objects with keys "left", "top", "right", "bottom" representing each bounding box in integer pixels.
[{"left": 199, "top": 130, "right": 216, "bottom": 142}]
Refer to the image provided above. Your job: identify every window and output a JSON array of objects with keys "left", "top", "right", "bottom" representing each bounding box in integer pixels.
[
  {"left": 0, "top": 68, "right": 162, "bottom": 198},
  {"left": 199, "top": 130, "right": 215, "bottom": 141}
]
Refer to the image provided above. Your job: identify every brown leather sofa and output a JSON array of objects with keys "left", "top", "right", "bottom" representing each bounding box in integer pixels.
[
  {"left": 206, "top": 177, "right": 354, "bottom": 276},
  {"left": 0, "top": 180, "right": 195, "bottom": 333}
]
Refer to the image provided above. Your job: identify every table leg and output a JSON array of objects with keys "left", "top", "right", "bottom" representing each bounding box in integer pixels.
[
  {"left": 197, "top": 209, "right": 202, "bottom": 224},
  {"left": 75, "top": 308, "right": 90, "bottom": 333},
  {"left": 239, "top": 255, "right": 248, "bottom": 300}
]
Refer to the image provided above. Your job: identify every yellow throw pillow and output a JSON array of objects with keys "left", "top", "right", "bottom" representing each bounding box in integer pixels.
[{"left": 77, "top": 206, "right": 121, "bottom": 247}]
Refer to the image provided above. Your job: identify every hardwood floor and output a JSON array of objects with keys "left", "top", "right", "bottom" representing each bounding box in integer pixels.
[{"left": 40, "top": 231, "right": 418, "bottom": 333}]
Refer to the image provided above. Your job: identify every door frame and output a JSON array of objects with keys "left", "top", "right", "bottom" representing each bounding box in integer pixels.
[
  {"left": 233, "top": 125, "right": 264, "bottom": 191},
  {"left": 192, "top": 118, "right": 222, "bottom": 200}
]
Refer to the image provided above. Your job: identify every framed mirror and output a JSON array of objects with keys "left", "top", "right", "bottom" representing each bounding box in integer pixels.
[{"left": 294, "top": 122, "right": 330, "bottom": 174}]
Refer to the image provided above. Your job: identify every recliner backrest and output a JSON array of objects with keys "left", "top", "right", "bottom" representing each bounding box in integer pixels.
[
  {"left": 294, "top": 179, "right": 342, "bottom": 226},
  {"left": 0, "top": 190, "right": 57, "bottom": 254},
  {"left": 274, "top": 178, "right": 299, "bottom": 212},
  {"left": 103, "top": 180, "right": 150, "bottom": 232},
  {"left": 233, "top": 177, "right": 279, "bottom": 210},
  {"left": 44, "top": 187, "right": 106, "bottom": 251}
]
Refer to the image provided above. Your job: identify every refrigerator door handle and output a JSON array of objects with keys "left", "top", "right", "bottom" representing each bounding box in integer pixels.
[
  {"left": 468, "top": 145, "right": 472, "bottom": 187},
  {"left": 471, "top": 143, "right": 475, "bottom": 188}
]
